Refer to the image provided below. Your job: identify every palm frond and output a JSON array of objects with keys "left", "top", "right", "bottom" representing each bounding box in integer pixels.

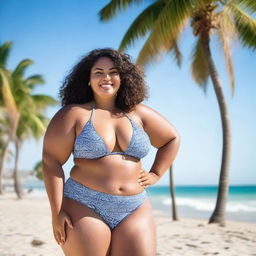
[
  {"left": 136, "top": 0, "right": 192, "bottom": 67},
  {"left": 231, "top": 4, "right": 256, "bottom": 49},
  {"left": 31, "top": 94, "right": 58, "bottom": 110},
  {"left": 25, "top": 75, "right": 45, "bottom": 89},
  {"left": 194, "top": 0, "right": 216, "bottom": 9},
  {"left": 29, "top": 113, "right": 46, "bottom": 138},
  {"left": 0, "top": 69, "right": 19, "bottom": 132},
  {"left": 12, "top": 59, "right": 33, "bottom": 78},
  {"left": 217, "top": 5, "right": 236, "bottom": 95},
  {"left": 0, "top": 41, "right": 12, "bottom": 67},
  {"left": 191, "top": 37, "right": 210, "bottom": 90},
  {"left": 99, "top": 0, "right": 143, "bottom": 21},
  {"left": 119, "top": 0, "right": 166, "bottom": 51},
  {"left": 233, "top": 0, "right": 256, "bottom": 14},
  {"left": 168, "top": 40, "right": 182, "bottom": 67},
  {"left": 17, "top": 112, "right": 46, "bottom": 140}
]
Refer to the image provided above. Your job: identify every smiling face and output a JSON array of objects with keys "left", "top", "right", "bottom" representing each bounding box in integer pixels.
[{"left": 89, "top": 57, "right": 121, "bottom": 99}]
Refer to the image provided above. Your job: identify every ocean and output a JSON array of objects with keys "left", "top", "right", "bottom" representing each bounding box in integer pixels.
[
  {"left": 146, "top": 185, "right": 256, "bottom": 223},
  {"left": 22, "top": 179, "right": 256, "bottom": 223}
]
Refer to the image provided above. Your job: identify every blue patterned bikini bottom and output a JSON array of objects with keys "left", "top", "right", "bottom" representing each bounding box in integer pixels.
[{"left": 63, "top": 177, "right": 148, "bottom": 230}]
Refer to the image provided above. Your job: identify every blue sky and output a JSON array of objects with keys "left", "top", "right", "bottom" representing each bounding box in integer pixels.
[{"left": 1, "top": 0, "right": 256, "bottom": 185}]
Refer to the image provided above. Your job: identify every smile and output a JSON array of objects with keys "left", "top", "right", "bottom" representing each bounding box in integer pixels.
[{"left": 100, "top": 84, "right": 113, "bottom": 88}]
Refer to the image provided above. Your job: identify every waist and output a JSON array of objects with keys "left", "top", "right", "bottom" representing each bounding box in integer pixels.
[
  {"left": 64, "top": 177, "right": 147, "bottom": 198},
  {"left": 70, "top": 162, "right": 144, "bottom": 196}
]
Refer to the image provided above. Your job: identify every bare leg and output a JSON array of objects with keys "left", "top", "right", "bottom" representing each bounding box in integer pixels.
[
  {"left": 60, "top": 197, "right": 111, "bottom": 256},
  {"left": 109, "top": 199, "right": 156, "bottom": 256}
]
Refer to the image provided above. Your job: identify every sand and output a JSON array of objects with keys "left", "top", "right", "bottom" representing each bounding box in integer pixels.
[{"left": 0, "top": 193, "right": 256, "bottom": 256}]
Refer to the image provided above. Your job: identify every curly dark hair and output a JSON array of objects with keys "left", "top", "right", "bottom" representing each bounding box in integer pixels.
[{"left": 59, "top": 48, "right": 149, "bottom": 112}]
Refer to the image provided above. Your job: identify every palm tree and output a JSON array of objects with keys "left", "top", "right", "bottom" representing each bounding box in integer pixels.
[
  {"left": 0, "top": 110, "right": 12, "bottom": 194},
  {"left": 0, "top": 41, "right": 19, "bottom": 194},
  {"left": 10, "top": 60, "right": 57, "bottom": 198},
  {"left": 0, "top": 41, "right": 20, "bottom": 140},
  {"left": 13, "top": 97, "right": 56, "bottom": 198},
  {"left": 169, "top": 165, "right": 178, "bottom": 221},
  {"left": 0, "top": 41, "right": 57, "bottom": 197},
  {"left": 99, "top": 0, "right": 256, "bottom": 225}
]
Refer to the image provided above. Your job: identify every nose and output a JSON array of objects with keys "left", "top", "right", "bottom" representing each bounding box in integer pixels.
[{"left": 103, "top": 73, "right": 111, "bottom": 80}]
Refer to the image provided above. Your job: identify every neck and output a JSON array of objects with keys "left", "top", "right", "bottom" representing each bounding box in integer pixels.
[{"left": 93, "top": 97, "right": 117, "bottom": 111}]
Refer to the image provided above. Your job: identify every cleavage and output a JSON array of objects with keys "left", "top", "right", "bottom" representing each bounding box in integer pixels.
[{"left": 92, "top": 112, "right": 133, "bottom": 153}]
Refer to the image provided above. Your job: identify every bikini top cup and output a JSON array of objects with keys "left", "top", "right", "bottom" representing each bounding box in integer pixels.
[{"left": 73, "top": 102, "right": 151, "bottom": 160}]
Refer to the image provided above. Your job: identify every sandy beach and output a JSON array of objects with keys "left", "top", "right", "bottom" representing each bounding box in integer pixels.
[{"left": 0, "top": 193, "right": 255, "bottom": 256}]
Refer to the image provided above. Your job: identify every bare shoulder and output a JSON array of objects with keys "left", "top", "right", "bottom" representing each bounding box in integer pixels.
[
  {"left": 43, "top": 102, "right": 93, "bottom": 164},
  {"left": 134, "top": 103, "right": 179, "bottom": 148},
  {"left": 134, "top": 103, "right": 169, "bottom": 125},
  {"left": 48, "top": 102, "right": 92, "bottom": 129}
]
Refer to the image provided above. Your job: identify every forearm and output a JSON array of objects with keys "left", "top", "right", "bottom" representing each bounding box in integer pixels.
[
  {"left": 42, "top": 158, "right": 65, "bottom": 217},
  {"left": 149, "top": 136, "right": 180, "bottom": 181}
]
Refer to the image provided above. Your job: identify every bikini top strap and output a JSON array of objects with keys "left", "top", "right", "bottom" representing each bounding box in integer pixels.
[
  {"left": 124, "top": 112, "right": 133, "bottom": 122},
  {"left": 89, "top": 101, "right": 94, "bottom": 120}
]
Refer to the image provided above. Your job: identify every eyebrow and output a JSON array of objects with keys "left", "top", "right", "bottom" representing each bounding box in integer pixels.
[{"left": 92, "top": 67, "right": 117, "bottom": 71}]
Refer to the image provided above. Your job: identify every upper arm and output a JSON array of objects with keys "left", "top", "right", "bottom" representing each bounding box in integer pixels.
[
  {"left": 136, "top": 103, "right": 180, "bottom": 149},
  {"left": 42, "top": 106, "right": 76, "bottom": 165}
]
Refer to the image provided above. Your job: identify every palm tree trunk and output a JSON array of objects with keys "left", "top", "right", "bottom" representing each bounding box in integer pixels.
[
  {"left": 169, "top": 165, "right": 178, "bottom": 221},
  {"left": 200, "top": 32, "right": 232, "bottom": 226},
  {"left": 0, "top": 138, "right": 10, "bottom": 194},
  {"left": 13, "top": 139, "right": 23, "bottom": 199}
]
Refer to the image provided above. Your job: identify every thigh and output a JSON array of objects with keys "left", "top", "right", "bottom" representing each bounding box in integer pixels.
[
  {"left": 61, "top": 197, "right": 111, "bottom": 256},
  {"left": 110, "top": 198, "right": 156, "bottom": 256}
]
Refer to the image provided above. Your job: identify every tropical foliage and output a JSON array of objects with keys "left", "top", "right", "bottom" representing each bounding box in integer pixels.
[{"left": 34, "top": 160, "right": 43, "bottom": 181}]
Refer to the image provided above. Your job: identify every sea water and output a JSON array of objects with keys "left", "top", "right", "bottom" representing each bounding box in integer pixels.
[
  {"left": 22, "top": 180, "right": 256, "bottom": 223},
  {"left": 146, "top": 185, "right": 256, "bottom": 222}
]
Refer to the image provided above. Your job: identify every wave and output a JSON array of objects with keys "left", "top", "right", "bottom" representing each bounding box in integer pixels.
[{"left": 162, "top": 197, "right": 256, "bottom": 212}]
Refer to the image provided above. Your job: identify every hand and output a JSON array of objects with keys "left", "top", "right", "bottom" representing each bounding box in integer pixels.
[
  {"left": 52, "top": 210, "right": 74, "bottom": 245},
  {"left": 137, "top": 169, "right": 159, "bottom": 189}
]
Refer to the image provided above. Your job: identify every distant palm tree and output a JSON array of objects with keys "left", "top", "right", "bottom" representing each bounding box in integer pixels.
[
  {"left": 0, "top": 42, "right": 19, "bottom": 194},
  {"left": 0, "top": 111, "right": 12, "bottom": 194},
  {"left": 10, "top": 60, "right": 57, "bottom": 198},
  {"left": 0, "top": 41, "right": 20, "bottom": 139},
  {"left": 0, "top": 41, "right": 57, "bottom": 197},
  {"left": 99, "top": 0, "right": 256, "bottom": 225},
  {"left": 169, "top": 165, "right": 178, "bottom": 221}
]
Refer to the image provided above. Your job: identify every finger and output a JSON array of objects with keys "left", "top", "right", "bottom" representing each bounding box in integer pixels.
[
  {"left": 138, "top": 176, "right": 148, "bottom": 184},
  {"left": 55, "top": 230, "right": 62, "bottom": 245},
  {"left": 59, "top": 230, "right": 65, "bottom": 244},
  {"left": 53, "top": 230, "right": 59, "bottom": 244},
  {"left": 139, "top": 180, "right": 147, "bottom": 187},
  {"left": 140, "top": 176, "right": 148, "bottom": 182},
  {"left": 140, "top": 180, "right": 150, "bottom": 186},
  {"left": 139, "top": 169, "right": 145, "bottom": 174},
  {"left": 139, "top": 182, "right": 148, "bottom": 189},
  {"left": 65, "top": 216, "right": 74, "bottom": 229},
  {"left": 138, "top": 172, "right": 146, "bottom": 179}
]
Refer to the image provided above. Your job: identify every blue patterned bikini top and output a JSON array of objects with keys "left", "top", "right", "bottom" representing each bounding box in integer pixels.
[{"left": 73, "top": 102, "right": 151, "bottom": 160}]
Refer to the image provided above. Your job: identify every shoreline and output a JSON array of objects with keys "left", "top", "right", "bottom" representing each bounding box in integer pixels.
[
  {"left": 1, "top": 193, "right": 256, "bottom": 255},
  {"left": 2, "top": 187, "right": 256, "bottom": 223}
]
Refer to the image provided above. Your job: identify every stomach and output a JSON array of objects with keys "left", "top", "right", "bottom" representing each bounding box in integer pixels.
[{"left": 70, "top": 154, "right": 144, "bottom": 196}]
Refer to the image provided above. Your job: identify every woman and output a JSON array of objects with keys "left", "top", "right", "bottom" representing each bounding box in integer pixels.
[{"left": 42, "top": 48, "right": 180, "bottom": 256}]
